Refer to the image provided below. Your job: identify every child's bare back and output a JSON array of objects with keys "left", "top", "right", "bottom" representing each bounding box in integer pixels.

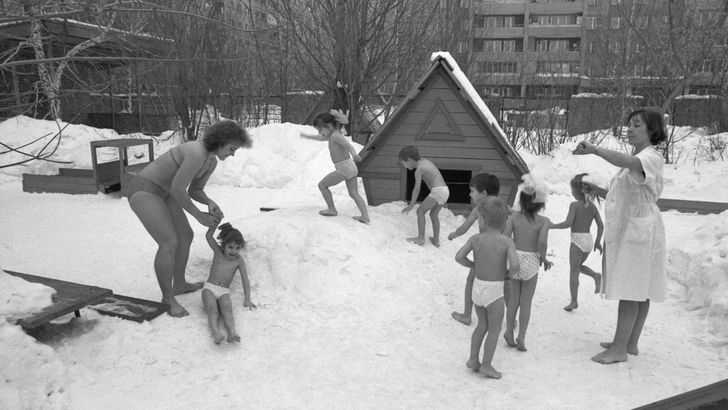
[
  {"left": 416, "top": 158, "right": 447, "bottom": 189},
  {"left": 470, "top": 231, "right": 514, "bottom": 282},
  {"left": 568, "top": 201, "right": 598, "bottom": 233},
  {"left": 509, "top": 213, "right": 550, "bottom": 252}
]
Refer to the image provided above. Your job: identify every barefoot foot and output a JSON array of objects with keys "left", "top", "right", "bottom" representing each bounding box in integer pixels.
[
  {"left": 164, "top": 297, "right": 189, "bottom": 318},
  {"left": 227, "top": 333, "right": 241, "bottom": 343},
  {"left": 173, "top": 281, "right": 204, "bottom": 295},
  {"left": 212, "top": 332, "right": 225, "bottom": 344},
  {"left": 594, "top": 273, "right": 602, "bottom": 293},
  {"left": 406, "top": 236, "right": 425, "bottom": 246},
  {"left": 564, "top": 301, "right": 578, "bottom": 312},
  {"left": 319, "top": 209, "right": 338, "bottom": 217},
  {"left": 352, "top": 216, "right": 370, "bottom": 224},
  {"left": 451, "top": 311, "right": 471, "bottom": 325},
  {"left": 591, "top": 348, "right": 628, "bottom": 364},
  {"left": 516, "top": 337, "right": 527, "bottom": 352},
  {"left": 466, "top": 359, "right": 481, "bottom": 371},
  {"left": 600, "top": 342, "right": 638, "bottom": 355},
  {"left": 429, "top": 237, "right": 440, "bottom": 247},
  {"left": 503, "top": 332, "right": 517, "bottom": 348},
  {"left": 479, "top": 365, "right": 502, "bottom": 379}
]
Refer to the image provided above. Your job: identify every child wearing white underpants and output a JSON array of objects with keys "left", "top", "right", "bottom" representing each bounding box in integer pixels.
[
  {"left": 550, "top": 173, "right": 604, "bottom": 311},
  {"left": 502, "top": 174, "right": 552, "bottom": 352},
  {"left": 455, "top": 197, "right": 519, "bottom": 380},
  {"left": 202, "top": 222, "right": 256, "bottom": 345}
]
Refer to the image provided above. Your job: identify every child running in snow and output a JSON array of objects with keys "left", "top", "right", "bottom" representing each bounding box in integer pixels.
[
  {"left": 449, "top": 173, "right": 508, "bottom": 325},
  {"left": 455, "top": 196, "right": 519, "bottom": 379},
  {"left": 550, "top": 173, "right": 603, "bottom": 311},
  {"left": 503, "top": 174, "right": 552, "bottom": 352},
  {"left": 202, "top": 222, "right": 256, "bottom": 344},
  {"left": 300, "top": 110, "right": 370, "bottom": 224},
  {"left": 399, "top": 146, "right": 449, "bottom": 246}
]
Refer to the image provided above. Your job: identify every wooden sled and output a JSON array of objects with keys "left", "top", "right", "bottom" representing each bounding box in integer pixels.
[
  {"left": 88, "top": 294, "right": 169, "bottom": 323},
  {"left": 5, "top": 270, "right": 112, "bottom": 329},
  {"left": 633, "top": 378, "right": 728, "bottom": 410}
]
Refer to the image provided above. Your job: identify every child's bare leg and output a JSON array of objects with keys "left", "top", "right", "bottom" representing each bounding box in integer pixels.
[
  {"left": 407, "top": 197, "right": 437, "bottom": 245},
  {"left": 452, "top": 268, "right": 475, "bottom": 325},
  {"left": 202, "top": 289, "right": 225, "bottom": 344},
  {"left": 503, "top": 280, "right": 510, "bottom": 308},
  {"left": 480, "top": 299, "right": 505, "bottom": 379},
  {"left": 467, "top": 304, "right": 488, "bottom": 371},
  {"left": 516, "top": 274, "right": 538, "bottom": 351},
  {"left": 578, "top": 252, "right": 601, "bottom": 293},
  {"left": 565, "top": 244, "right": 583, "bottom": 311},
  {"left": 318, "top": 172, "right": 347, "bottom": 216},
  {"left": 217, "top": 295, "right": 240, "bottom": 343},
  {"left": 428, "top": 204, "right": 443, "bottom": 247},
  {"left": 592, "top": 300, "right": 642, "bottom": 364},
  {"left": 345, "top": 177, "right": 370, "bottom": 223},
  {"left": 600, "top": 299, "right": 649, "bottom": 356},
  {"left": 504, "top": 280, "right": 521, "bottom": 348}
]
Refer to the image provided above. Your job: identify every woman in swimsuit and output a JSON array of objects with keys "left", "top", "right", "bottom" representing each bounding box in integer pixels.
[{"left": 128, "top": 120, "right": 252, "bottom": 317}]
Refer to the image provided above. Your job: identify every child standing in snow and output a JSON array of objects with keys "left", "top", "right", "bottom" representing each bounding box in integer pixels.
[
  {"left": 503, "top": 175, "right": 552, "bottom": 352},
  {"left": 202, "top": 222, "right": 256, "bottom": 344},
  {"left": 300, "top": 110, "right": 370, "bottom": 224},
  {"left": 550, "top": 173, "right": 603, "bottom": 311},
  {"left": 455, "top": 196, "right": 519, "bottom": 379},
  {"left": 399, "top": 146, "right": 449, "bottom": 246},
  {"left": 449, "top": 173, "right": 508, "bottom": 325}
]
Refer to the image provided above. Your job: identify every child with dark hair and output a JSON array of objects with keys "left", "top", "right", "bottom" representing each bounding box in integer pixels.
[
  {"left": 449, "top": 173, "right": 506, "bottom": 325},
  {"left": 502, "top": 174, "right": 552, "bottom": 352},
  {"left": 455, "top": 196, "right": 519, "bottom": 379},
  {"left": 399, "top": 145, "right": 449, "bottom": 246},
  {"left": 550, "top": 173, "right": 603, "bottom": 311},
  {"left": 202, "top": 222, "right": 255, "bottom": 344},
  {"left": 300, "top": 110, "right": 370, "bottom": 224}
]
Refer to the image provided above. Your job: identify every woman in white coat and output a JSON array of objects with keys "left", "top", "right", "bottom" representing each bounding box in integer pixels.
[{"left": 573, "top": 109, "right": 667, "bottom": 364}]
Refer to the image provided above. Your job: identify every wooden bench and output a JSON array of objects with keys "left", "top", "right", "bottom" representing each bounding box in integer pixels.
[{"left": 5, "top": 270, "right": 112, "bottom": 329}]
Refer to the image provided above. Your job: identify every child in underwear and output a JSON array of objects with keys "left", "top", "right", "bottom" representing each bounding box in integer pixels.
[
  {"left": 399, "top": 146, "right": 449, "bottom": 247},
  {"left": 448, "top": 173, "right": 507, "bottom": 325},
  {"left": 502, "top": 174, "right": 552, "bottom": 352},
  {"left": 455, "top": 196, "right": 519, "bottom": 380},
  {"left": 202, "top": 222, "right": 256, "bottom": 344},
  {"left": 550, "top": 173, "right": 603, "bottom": 311},
  {"left": 300, "top": 110, "right": 370, "bottom": 224}
]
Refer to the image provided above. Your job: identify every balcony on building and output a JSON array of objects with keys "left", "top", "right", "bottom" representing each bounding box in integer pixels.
[{"left": 529, "top": 0, "right": 584, "bottom": 14}]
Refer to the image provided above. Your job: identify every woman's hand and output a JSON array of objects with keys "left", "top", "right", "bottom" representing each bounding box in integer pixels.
[
  {"left": 197, "top": 212, "right": 221, "bottom": 228},
  {"left": 208, "top": 201, "right": 224, "bottom": 219},
  {"left": 573, "top": 141, "right": 598, "bottom": 156}
]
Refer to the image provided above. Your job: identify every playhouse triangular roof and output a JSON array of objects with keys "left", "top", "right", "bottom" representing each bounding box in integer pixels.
[{"left": 359, "top": 52, "right": 528, "bottom": 176}]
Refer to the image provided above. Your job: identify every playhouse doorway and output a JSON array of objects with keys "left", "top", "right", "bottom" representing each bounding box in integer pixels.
[{"left": 405, "top": 168, "right": 473, "bottom": 214}]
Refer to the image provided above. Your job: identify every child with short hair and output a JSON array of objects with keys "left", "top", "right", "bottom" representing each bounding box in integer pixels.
[
  {"left": 399, "top": 146, "right": 449, "bottom": 246},
  {"left": 202, "top": 222, "right": 256, "bottom": 344},
  {"left": 300, "top": 110, "right": 370, "bottom": 224},
  {"left": 550, "top": 173, "right": 603, "bottom": 311},
  {"left": 449, "top": 173, "right": 502, "bottom": 325},
  {"left": 503, "top": 175, "right": 552, "bottom": 352},
  {"left": 455, "top": 197, "right": 520, "bottom": 380}
]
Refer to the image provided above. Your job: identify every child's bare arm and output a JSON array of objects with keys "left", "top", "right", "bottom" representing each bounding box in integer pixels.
[
  {"left": 537, "top": 220, "right": 552, "bottom": 270},
  {"left": 331, "top": 133, "right": 361, "bottom": 161},
  {"left": 237, "top": 257, "right": 256, "bottom": 308},
  {"left": 299, "top": 131, "right": 326, "bottom": 141},
  {"left": 503, "top": 215, "right": 514, "bottom": 238},
  {"left": 402, "top": 169, "right": 422, "bottom": 213},
  {"left": 455, "top": 239, "right": 475, "bottom": 269},
  {"left": 593, "top": 205, "right": 604, "bottom": 254},
  {"left": 205, "top": 225, "right": 221, "bottom": 253},
  {"left": 550, "top": 202, "right": 576, "bottom": 229},
  {"left": 506, "top": 239, "right": 520, "bottom": 279},
  {"left": 449, "top": 208, "right": 478, "bottom": 240}
]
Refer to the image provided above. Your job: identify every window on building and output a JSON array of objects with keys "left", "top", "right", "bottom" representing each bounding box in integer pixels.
[
  {"left": 586, "top": 17, "right": 597, "bottom": 29},
  {"left": 586, "top": 0, "right": 597, "bottom": 4},
  {"left": 611, "top": 0, "right": 621, "bottom": 4},
  {"left": 483, "top": 86, "right": 516, "bottom": 98},
  {"left": 480, "top": 62, "right": 518, "bottom": 73},
  {"left": 636, "top": 16, "right": 648, "bottom": 29},
  {"left": 634, "top": 65, "right": 644, "bottom": 76},
  {"left": 611, "top": 17, "right": 621, "bottom": 29},
  {"left": 537, "top": 61, "right": 580, "bottom": 74},
  {"left": 609, "top": 41, "right": 621, "bottom": 53}
]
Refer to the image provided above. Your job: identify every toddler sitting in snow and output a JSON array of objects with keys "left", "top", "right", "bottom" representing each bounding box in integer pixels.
[{"left": 202, "top": 222, "right": 256, "bottom": 344}]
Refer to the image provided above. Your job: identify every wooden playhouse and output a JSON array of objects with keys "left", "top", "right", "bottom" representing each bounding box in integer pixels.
[{"left": 357, "top": 54, "right": 528, "bottom": 213}]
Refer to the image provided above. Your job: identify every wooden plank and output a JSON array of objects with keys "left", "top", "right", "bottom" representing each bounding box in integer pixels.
[
  {"left": 97, "top": 160, "right": 121, "bottom": 185},
  {"left": 123, "top": 163, "right": 148, "bottom": 174},
  {"left": 657, "top": 198, "right": 728, "bottom": 215},
  {"left": 58, "top": 168, "right": 93, "bottom": 178},
  {"left": 633, "top": 379, "right": 728, "bottom": 410},
  {"left": 88, "top": 294, "right": 169, "bottom": 323},
  {"left": 5, "top": 270, "right": 113, "bottom": 329}
]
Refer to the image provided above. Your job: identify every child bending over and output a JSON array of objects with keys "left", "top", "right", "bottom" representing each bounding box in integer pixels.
[
  {"left": 399, "top": 146, "right": 449, "bottom": 246},
  {"left": 300, "top": 110, "right": 370, "bottom": 224},
  {"left": 503, "top": 174, "right": 552, "bottom": 352},
  {"left": 202, "top": 222, "right": 256, "bottom": 344},
  {"left": 449, "top": 173, "right": 505, "bottom": 325},
  {"left": 550, "top": 173, "right": 603, "bottom": 311},
  {"left": 455, "top": 197, "right": 520, "bottom": 379}
]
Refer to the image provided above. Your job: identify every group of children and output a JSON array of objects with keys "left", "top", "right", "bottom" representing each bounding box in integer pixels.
[{"left": 197, "top": 111, "right": 606, "bottom": 383}]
